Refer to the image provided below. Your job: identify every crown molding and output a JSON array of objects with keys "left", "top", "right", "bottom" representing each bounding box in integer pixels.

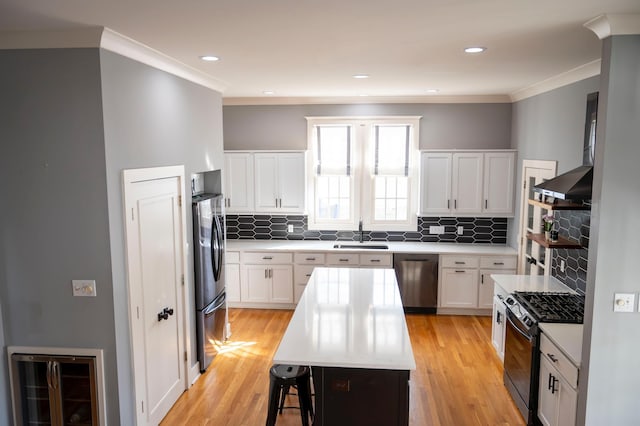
[
  {"left": 584, "top": 14, "right": 640, "bottom": 39},
  {"left": 509, "top": 60, "right": 601, "bottom": 102},
  {"left": 0, "top": 27, "right": 228, "bottom": 93},
  {"left": 99, "top": 28, "right": 227, "bottom": 93},
  {"left": 222, "top": 94, "right": 511, "bottom": 106}
]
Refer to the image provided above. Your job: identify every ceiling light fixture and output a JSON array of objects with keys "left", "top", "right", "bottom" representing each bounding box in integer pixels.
[
  {"left": 200, "top": 55, "right": 220, "bottom": 61},
  {"left": 352, "top": 74, "right": 369, "bottom": 79},
  {"left": 464, "top": 47, "right": 486, "bottom": 54}
]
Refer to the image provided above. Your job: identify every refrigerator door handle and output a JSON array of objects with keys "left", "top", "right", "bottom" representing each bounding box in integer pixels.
[
  {"left": 212, "top": 214, "right": 223, "bottom": 282},
  {"left": 203, "top": 293, "right": 226, "bottom": 316}
]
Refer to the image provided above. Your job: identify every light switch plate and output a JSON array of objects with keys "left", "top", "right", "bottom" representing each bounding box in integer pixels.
[
  {"left": 613, "top": 293, "right": 635, "bottom": 313},
  {"left": 457, "top": 226, "right": 464, "bottom": 235},
  {"left": 72, "top": 280, "right": 97, "bottom": 297},
  {"left": 288, "top": 224, "right": 294, "bottom": 232}
]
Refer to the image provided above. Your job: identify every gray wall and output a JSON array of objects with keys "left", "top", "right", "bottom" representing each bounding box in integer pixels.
[
  {"left": 0, "top": 47, "right": 224, "bottom": 425},
  {"left": 223, "top": 103, "right": 511, "bottom": 150},
  {"left": 0, "top": 49, "right": 118, "bottom": 422},
  {"left": 99, "top": 49, "right": 224, "bottom": 425},
  {"left": 580, "top": 34, "right": 640, "bottom": 426},
  {"left": 508, "top": 76, "right": 600, "bottom": 247}
]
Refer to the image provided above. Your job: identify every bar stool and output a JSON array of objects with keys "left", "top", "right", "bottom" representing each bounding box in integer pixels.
[{"left": 266, "top": 364, "right": 313, "bottom": 426}]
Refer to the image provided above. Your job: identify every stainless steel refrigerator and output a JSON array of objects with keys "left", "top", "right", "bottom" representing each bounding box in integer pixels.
[{"left": 192, "top": 193, "right": 226, "bottom": 372}]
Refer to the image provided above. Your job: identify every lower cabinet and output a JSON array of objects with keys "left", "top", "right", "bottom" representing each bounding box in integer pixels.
[
  {"left": 538, "top": 334, "right": 578, "bottom": 426},
  {"left": 491, "top": 292, "right": 507, "bottom": 361},
  {"left": 439, "top": 255, "right": 516, "bottom": 314},
  {"left": 225, "top": 251, "right": 241, "bottom": 304},
  {"left": 240, "top": 251, "right": 294, "bottom": 306}
]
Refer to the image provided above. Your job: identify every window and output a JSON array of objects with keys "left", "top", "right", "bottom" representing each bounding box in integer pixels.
[{"left": 307, "top": 116, "right": 420, "bottom": 231}]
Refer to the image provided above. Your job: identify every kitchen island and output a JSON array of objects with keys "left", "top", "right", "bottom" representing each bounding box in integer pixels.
[{"left": 273, "top": 267, "right": 416, "bottom": 426}]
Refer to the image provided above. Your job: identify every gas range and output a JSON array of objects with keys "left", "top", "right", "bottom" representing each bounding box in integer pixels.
[{"left": 504, "top": 291, "right": 585, "bottom": 331}]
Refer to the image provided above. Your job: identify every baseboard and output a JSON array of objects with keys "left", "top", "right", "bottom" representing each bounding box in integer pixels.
[{"left": 188, "top": 362, "right": 201, "bottom": 386}]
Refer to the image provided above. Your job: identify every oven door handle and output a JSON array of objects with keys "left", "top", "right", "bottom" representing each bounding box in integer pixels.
[{"left": 506, "top": 312, "right": 533, "bottom": 342}]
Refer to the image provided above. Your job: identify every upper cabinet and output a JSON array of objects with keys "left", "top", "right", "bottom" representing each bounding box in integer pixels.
[
  {"left": 420, "top": 150, "right": 515, "bottom": 217},
  {"left": 254, "top": 152, "right": 305, "bottom": 213},
  {"left": 223, "top": 153, "right": 255, "bottom": 213}
]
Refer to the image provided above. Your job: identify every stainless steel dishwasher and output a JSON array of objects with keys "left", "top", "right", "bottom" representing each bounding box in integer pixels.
[{"left": 393, "top": 253, "right": 439, "bottom": 313}]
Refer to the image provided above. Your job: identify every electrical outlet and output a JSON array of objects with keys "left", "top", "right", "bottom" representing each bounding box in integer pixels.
[
  {"left": 72, "top": 280, "right": 97, "bottom": 297},
  {"left": 457, "top": 226, "right": 464, "bottom": 235},
  {"left": 287, "top": 224, "right": 294, "bottom": 232},
  {"left": 429, "top": 225, "right": 445, "bottom": 235},
  {"left": 560, "top": 260, "right": 566, "bottom": 272},
  {"left": 613, "top": 293, "right": 635, "bottom": 313}
]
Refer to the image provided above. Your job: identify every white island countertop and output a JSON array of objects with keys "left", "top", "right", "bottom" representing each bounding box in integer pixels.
[
  {"left": 273, "top": 267, "right": 416, "bottom": 371},
  {"left": 491, "top": 274, "right": 577, "bottom": 295}
]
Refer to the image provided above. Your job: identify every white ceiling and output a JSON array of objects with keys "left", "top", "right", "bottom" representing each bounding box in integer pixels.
[{"left": 1, "top": 0, "right": 639, "bottom": 104}]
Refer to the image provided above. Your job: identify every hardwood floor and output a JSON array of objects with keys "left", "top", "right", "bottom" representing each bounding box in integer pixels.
[{"left": 160, "top": 309, "right": 525, "bottom": 426}]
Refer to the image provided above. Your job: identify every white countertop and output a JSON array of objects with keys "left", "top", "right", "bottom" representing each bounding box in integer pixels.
[
  {"left": 227, "top": 239, "right": 516, "bottom": 256},
  {"left": 491, "top": 274, "right": 577, "bottom": 295},
  {"left": 273, "top": 267, "right": 416, "bottom": 370},
  {"left": 539, "top": 323, "right": 584, "bottom": 367}
]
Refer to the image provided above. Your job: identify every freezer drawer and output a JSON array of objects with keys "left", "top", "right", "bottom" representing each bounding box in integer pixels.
[{"left": 196, "top": 292, "right": 227, "bottom": 372}]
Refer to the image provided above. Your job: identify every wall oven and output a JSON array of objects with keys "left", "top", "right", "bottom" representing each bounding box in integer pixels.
[{"left": 503, "top": 292, "right": 584, "bottom": 426}]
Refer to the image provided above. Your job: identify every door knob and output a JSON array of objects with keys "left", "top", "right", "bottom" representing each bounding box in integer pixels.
[{"left": 157, "top": 307, "right": 174, "bottom": 321}]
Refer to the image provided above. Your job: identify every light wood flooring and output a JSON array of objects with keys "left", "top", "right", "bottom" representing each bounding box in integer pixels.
[{"left": 160, "top": 309, "right": 525, "bottom": 426}]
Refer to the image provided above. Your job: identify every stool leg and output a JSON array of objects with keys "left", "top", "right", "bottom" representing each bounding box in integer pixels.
[
  {"left": 278, "top": 385, "right": 290, "bottom": 414},
  {"left": 296, "top": 377, "right": 311, "bottom": 426},
  {"left": 266, "top": 376, "right": 281, "bottom": 426}
]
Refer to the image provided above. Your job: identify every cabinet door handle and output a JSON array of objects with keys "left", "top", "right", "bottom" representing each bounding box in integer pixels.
[
  {"left": 454, "top": 199, "right": 457, "bottom": 209},
  {"left": 262, "top": 256, "right": 273, "bottom": 260},
  {"left": 269, "top": 269, "right": 273, "bottom": 278},
  {"left": 481, "top": 274, "right": 484, "bottom": 284},
  {"left": 454, "top": 261, "right": 466, "bottom": 265},
  {"left": 339, "top": 258, "right": 349, "bottom": 262},
  {"left": 265, "top": 269, "right": 268, "bottom": 279},
  {"left": 493, "top": 262, "right": 504, "bottom": 265},
  {"left": 370, "top": 259, "right": 380, "bottom": 263},
  {"left": 548, "top": 373, "right": 554, "bottom": 390},
  {"left": 551, "top": 375, "right": 558, "bottom": 394},
  {"left": 455, "top": 270, "right": 465, "bottom": 273},
  {"left": 447, "top": 199, "right": 450, "bottom": 209},
  {"left": 305, "top": 257, "right": 316, "bottom": 261},
  {"left": 485, "top": 199, "right": 488, "bottom": 209},
  {"left": 547, "top": 353, "right": 558, "bottom": 363}
]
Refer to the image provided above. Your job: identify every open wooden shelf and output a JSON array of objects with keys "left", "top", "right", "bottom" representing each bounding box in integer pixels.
[
  {"left": 527, "top": 232, "right": 583, "bottom": 249},
  {"left": 528, "top": 199, "right": 590, "bottom": 211}
]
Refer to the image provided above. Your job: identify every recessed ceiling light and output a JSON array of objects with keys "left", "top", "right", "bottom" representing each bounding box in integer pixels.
[
  {"left": 263, "top": 90, "right": 275, "bottom": 95},
  {"left": 352, "top": 74, "right": 369, "bottom": 79},
  {"left": 464, "top": 47, "right": 486, "bottom": 54},
  {"left": 200, "top": 55, "right": 220, "bottom": 62},
  {"left": 426, "top": 89, "right": 439, "bottom": 94}
]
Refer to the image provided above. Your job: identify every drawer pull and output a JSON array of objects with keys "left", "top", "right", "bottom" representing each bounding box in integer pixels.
[
  {"left": 547, "top": 353, "right": 558, "bottom": 363},
  {"left": 454, "top": 261, "right": 466, "bottom": 265},
  {"left": 493, "top": 262, "right": 504, "bottom": 265},
  {"left": 305, "top": 257, "right": 316, "bottom": 261},
  {"left": 455, "top": 270, "right": 465, "bottom": 273},
  {"left": 370, "top": 259, "right": 381, "bottom": 263},
  {"left": 305, "top": 274, "right": 311, "bottom": 277},
  {"left": 262, "top": 256, "right": 273, "bottom": 260},
  {"left": 339, "top": 258, "right": 349, "bottom": 262}
]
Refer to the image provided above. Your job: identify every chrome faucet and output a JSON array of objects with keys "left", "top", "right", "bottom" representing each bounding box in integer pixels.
[{"left": 358, "top": 219, "right": 364, "bottom": 243}]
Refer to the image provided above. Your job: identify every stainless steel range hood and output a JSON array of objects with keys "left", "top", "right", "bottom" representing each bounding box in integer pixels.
[{"left": 533, "top": 165, "right": 593, "bottom": 200}]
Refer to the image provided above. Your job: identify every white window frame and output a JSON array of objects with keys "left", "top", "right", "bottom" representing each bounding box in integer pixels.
[{"left": 306, "top": 116, "right": 421, "bottom": 232}]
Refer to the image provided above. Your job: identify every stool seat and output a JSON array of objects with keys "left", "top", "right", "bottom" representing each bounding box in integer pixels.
[{"left": 266, "top": 364, "right": 313, "bottom": 426}]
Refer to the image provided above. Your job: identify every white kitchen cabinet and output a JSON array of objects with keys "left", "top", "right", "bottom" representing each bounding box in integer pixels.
[
  {"left": 293, "top": 252, "right": 326, "bottom": 303},
  {"left": 254, "top": 152, "right": 305, "bottom": 213},
  {"left": 225, "top": 251, "right": 241, "bottom": 304},
  {"left": 440, "top": 254, "right": 516, "bottom": 314},
  {"left": 491, "top": 293, "right": 507, "bottom": 361},
  {"left": 223, "top": 152, "right": 254, "bottom": 213},
  {"left": 240, "top": 251, "right": 294, "bottom": 305},
  {"left": 483, "top": 151, "right": 515, "bottom": 215},
  {"left": 538, "top": 332, "right": 579, "bottom": 426},
  {"left": 420, "top": 150, "right": 515, "bottom": 217},
  {"left": 451, "top": 152, "right": 484, "bottom": 214}
]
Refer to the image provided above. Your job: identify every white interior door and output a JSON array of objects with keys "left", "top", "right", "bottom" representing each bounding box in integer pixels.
[
  {"left": 123, "top": 166, "right": 188, "bottom": 426},
  {"left": 517, "top": 160, "right": 557, "bottom": 274}
]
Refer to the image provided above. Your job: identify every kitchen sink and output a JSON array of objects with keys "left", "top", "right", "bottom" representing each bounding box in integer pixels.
[{"left": 333, "top": 244, "right": 389, "bottom": 250}]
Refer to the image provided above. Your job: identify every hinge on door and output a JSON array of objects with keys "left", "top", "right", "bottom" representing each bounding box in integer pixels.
[
  {"left": 178, "top": 195, "right": 182, "bottom": 207},
  {"left": 184, "top": 351, "right": 188, "bottom": 362},
  {"left": 141, "top": 400, "right": 144, "bottom": 413},
  {"left": 136, "top": 306, "right": 140, "bottom": 319},
  {"left": 181, "top": 274, "right": 185, "bottom": 286},
  {"left": 523, "top": 180, "right": 526, "bottom": 189}
]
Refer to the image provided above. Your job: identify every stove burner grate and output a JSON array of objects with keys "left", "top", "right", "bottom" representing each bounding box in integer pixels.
[{"left": 513, "top": 291, "right": 585, "bottom": 324}]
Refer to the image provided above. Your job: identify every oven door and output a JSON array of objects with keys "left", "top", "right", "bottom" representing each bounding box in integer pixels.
[{"left": 504, "top": 309, "right": 538, "bottom": 424}]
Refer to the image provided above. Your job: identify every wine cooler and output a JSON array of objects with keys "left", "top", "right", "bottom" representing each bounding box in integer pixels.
[{"left": 10, "top": 353, "right": 99, "bottom": 426}]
